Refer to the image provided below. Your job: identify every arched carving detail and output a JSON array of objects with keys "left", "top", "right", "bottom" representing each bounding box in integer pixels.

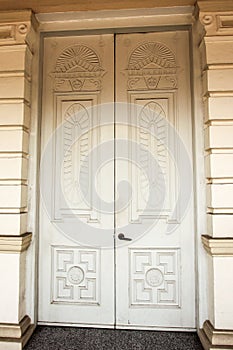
[
  {"left": 52, "top": 45, "right": 105, "bottom": 92},
  {"left": 127, "top": 42, "right": 177, "bottom": 90}
]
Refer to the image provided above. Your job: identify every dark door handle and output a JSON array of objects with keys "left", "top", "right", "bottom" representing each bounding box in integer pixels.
[{"left": 118, "top": 233, "right": 132, "bottom": 241}]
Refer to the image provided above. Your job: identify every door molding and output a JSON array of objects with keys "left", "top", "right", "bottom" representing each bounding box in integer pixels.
[
  {"left": 36, "top": 7, "right": 194, "bottom": 33},
  {"left": 27, "top": 5, "right": 207, "bottom": 331}
]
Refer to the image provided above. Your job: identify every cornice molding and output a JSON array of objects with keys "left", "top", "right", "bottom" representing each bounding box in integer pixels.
[
  {"left": 197, "top": 1, "right": 233, "bottom": 36},
  {"left": 198, "top": 1, "right": 233, "bottom": 13},
  {"left": 0, "top": 10, "right": 38, "bottom": 46},
  {"left": 0, "top": 1, "right": 196, "bottom": 14},
  {"left": 36, "top": 7, "right": 194, "bottom": 32},
  {"left": 202, "top": 235, "right": 233, "bottom": 256},
  {"left": 0, "top": 11, "right": 32, "bottom": 24},
  {"left": 0, "top": 232, "right": 32, "bottom": 253}
]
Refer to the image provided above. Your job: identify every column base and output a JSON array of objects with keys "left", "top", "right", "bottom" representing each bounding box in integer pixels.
[
  {"left": 0, "top": 316, "right": 35, "bottom": 350},
  {"left": 199, "top": 320, "right": 233, "bottom": 350}
]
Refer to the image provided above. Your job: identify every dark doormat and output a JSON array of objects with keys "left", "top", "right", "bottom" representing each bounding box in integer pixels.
[{"left": 24, "top": 326, "right": 204, "bottom": 350}]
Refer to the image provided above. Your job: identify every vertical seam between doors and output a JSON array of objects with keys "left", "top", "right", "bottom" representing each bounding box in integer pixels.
[{"left": 114, "top": 33, "right": 117, "bottom": 329}]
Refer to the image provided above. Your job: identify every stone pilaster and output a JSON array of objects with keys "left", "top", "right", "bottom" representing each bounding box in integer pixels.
[
  {"left": 197, "top": 1, "right": 233, "bottom": 349},
  {"left": 0, "top": 10, "right": 37, "bottom": 350}
]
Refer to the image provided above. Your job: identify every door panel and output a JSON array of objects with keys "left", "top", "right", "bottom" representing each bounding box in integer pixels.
[
  {"left": 115, "top": 32, "right": 195, "bottom": 328},
  {"left": 39, "top": 34, "right": 115, "bottom": 325}
]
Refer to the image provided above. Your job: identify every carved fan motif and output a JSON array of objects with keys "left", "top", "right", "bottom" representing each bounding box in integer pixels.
[
  {"left": 56, "top": 45, "right": 100, "bottom": 72},
  {"left": 128, "top": 42, "right": 176, "bottom": 69},
  {"left": 127, "top": 42, "right": 177, "bottom": 90},
  {"left": 52, "top": 45, "right": 104, "bottom": 92}
]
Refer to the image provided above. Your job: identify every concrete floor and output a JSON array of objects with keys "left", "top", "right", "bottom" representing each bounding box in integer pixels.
[{"left": 24, "top": 326, "right": 204, "bottom": 350}]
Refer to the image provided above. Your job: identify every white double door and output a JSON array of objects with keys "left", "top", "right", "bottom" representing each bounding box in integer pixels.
[{"left": 39, "top": 31, "right": 196, "bottom": 329}]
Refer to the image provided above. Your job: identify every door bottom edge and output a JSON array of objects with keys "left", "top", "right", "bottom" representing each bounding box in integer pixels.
[
  {"left": 115, "top": 324, "right": 197, "bottom": 332},
  {"left": 37, "top": 321, "right": 196, "bottom": 332},
  {"left": 37, "top": 321, "right": 115, "bottom": 329}
]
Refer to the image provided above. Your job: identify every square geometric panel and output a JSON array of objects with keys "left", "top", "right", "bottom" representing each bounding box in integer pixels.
[
  {"left": 129, "top": 248, "right": 180, "bottom": 308},
  {"left": 51, "top": 246, "right": 100, "bottom": 305}
]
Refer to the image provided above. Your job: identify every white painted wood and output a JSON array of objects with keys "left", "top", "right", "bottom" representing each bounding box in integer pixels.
[
  {"left": 115, "top": 31, "right": 195, "bottom": 328},
  {"left": 38, "top": 321, "right": 196, "bottom": 331},
  {"left": 39, "top": 30, "right": 196, "bottom": 329},
  {"left": 39, "top": 34, "right": 115, "bottom": 325},
  {"left": 192, "top": 18, "right": 208, "bottom": 329}
]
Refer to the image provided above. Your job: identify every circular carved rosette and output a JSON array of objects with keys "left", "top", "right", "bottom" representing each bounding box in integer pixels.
[
  {"left": 201, "top": 15, "right": 214, "bottom": 26},
  {"left": 17, "top": 23, "right": 29, "bottom": 35},
  {"left": 146, "top": 268, "right": 164, "bottom": 287},
  {"left": 67, "top": 266, "right": 85, "bottom": 285}
]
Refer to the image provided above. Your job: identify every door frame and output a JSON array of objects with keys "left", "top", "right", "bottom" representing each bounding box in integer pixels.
[{"left": 26, "top": 5, "right": 208, "bottom": 331}]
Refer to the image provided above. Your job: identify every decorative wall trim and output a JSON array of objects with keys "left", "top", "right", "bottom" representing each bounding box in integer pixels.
[
  {"left": 0, "top": 232, "right": 32, "bottom": 253},
  {"left": 202, "top": 235, "right": 233, "bottom": 256},
  {"left": 0, "top": 316, "right": 30, "bottom": 338},
  {"left": 199, "top": 320, "right": 233, "bottom": 349},
  {"left": 36, "top": 6, "right": 194, "bottom": 32},
  {"left": 0, "top": 315, "right": 34, "bottom": 350},
  {"left": 198, "top": 1, "right": 233, "bottom": 36},
  {"left": 0, "top": 11, "right": 38, "bottom": 46},
  {"left": 0, "top": 11, "right": 33, "bottom": 24},
  {"left": 198, "top": 1, "right": 233, "bottom": 13},
  {"left": 204, "top": 320, "right": 233, "bottom": 346}
]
